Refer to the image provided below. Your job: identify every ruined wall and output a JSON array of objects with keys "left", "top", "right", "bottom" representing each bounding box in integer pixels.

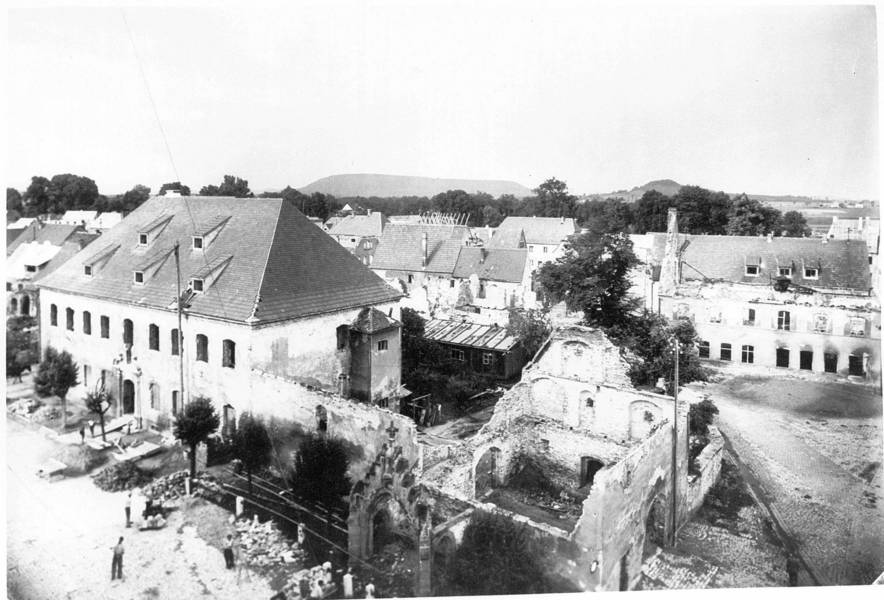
[{"left": 686, "top": 426, "right": 724, "bottom": 515}]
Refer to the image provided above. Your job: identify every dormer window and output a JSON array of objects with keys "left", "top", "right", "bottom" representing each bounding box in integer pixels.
[
  {"left": 192, "top": 236, "right": 204, "bottom": 250},
  {"left": 778, "top": 267, "right": 792, "bottom": 277},
  {"left": 134, "top": 271, "right": 145, "bottom": 285},
  {"left": 192, "top": 278, "right": 204, "bottom": 292},
  {"left": 84, "top": 265, "right": 93, "bottom": 277},
  {"left": 745, "top": 264, "right": 759, "bottom": 276},
  {"left": 804, "top": 267, "right": 819, "bottom": 279},
  {"left": 138, "top": 233, "right": 148, "bottom": 246},
  {"left": 25, "top": 265, "right": 37, "bottom": 273}
]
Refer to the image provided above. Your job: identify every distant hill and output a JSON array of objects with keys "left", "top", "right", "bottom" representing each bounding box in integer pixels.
[
  {"left": 588, "top": 179, "right": 684, "bottom": 201},
  {"left": 299, "top": 174, "right": 532, "bottom": 198}
]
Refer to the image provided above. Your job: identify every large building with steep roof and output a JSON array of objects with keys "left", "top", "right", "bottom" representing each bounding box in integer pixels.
[
  {"left": 37, "top": 195, "right": 405, "bottom": 428},
  {"left": 492, "top": 216, "right": 578, "bottom": 272}
]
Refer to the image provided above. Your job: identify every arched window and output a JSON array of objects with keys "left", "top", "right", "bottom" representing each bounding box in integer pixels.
[
  {"left": 777, "top": 310, "right": 791, "bottom": 331},
  {"left": 10, "top": 297, "right": 18, "bottom": 314},
  {"left": 50, "top": 304, "right": 58, "bottom": 326},
  {"left": 149, "top": 324, "right": 160, "bottom": 351},
  {"left": 100, "top": 315, "right": 110, "bottom": 338},
  {"left": 196, "top": 334, "right": 208, "bottom": 362},
  {"left": 222, "top": 339, "right": 236, "bottom": 368},
  {"left": 83, "top": 311, "right": 92, "bottom": 335},
  {"left": 20, "top": 295, "right": 30, "bottom": 315}
]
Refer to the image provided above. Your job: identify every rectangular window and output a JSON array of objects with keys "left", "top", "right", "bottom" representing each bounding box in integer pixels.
[
  {"left": 149, "top": 324, "right": 160, "bottom": 351},
  {"left": 100, "top": 315, "right": 110, "bottom": 338},
  {"left": 407, "top": 274, "right": 414, "bottom": 284},
  {"left": 849, "top": 354, "right": 864, "bottom": 376},
  {"left": 172, "top": 390, "right": 179, "bottom": 415},
  {"left": 50, "top": 304, "right": 58, "bottom": 326},
  {"left": 192, "top": 279, "right": 204, "bottom": 292},
  {"left": 777, "top": 310, "right": 791, "bottom": 331},
  {"left": 450, "top": 348, "right": 465, "bottom": 361},
  {"left": 134, "top": 271, "right": 144, "bottom": 284},
  {"left": 778, "top": 267, "right": 792, "bottom": 277},
  {"left": 377, "top": 339, "right": 388, "bottom": 352},
  {"left": 741, "top": 345, "right": 754, "bottom": 363},
  {"left": 482, "top": 352, "right": 493, "bottom": 365},
  {"left": 149, "top": 383, "right": 159, "bottom": 409},
  {"left": 222, "top": 339, "right": 236, "bottom": 368},
  {"left": 804, "top": 267, "right": 819, "bottom": 279},
  {"left": 776, "top": 347, "right": 790, "bottom": 368},
  {"left": 543, "top": 246, "right": 548, "bottom": 253},
  {"left": 192, "top": 236, "right": 204, "bottom": 250},
  {"left": 824, "top": 352, "right": 838, "bottom": 373},
  {"left": 171, "top": 329, "right": 180, "bottom": 355},
  {"left": 25, "top": 265, "right": 36, "bottom": 273},
  {"left": 5, "top": 282, "right": 10, "bottom": 291},
  {"left": 744, "top": 308, "right": 756, "bottom": 326},
  {"left": 800, "top": 350, "right": 813, "bottom": 370},
  {"left": 529, "top": 246, "right": 534, "bottom": 253},
  {"left": 83, "top": 364, "right": 90, "bottom": 387},
  {"left": 450, "top": 279, "right": 455, "bottom": 288},
  {"left": 196, "top": 334, "right": 208, "bottom": 362},
  {"left": 745, "top": 265, "right": 759, "bottom": 276},
  {"left": 83, "top": 311, "right": 92, "bottom": 335},
  {"left": 66, "top": 307, "right": 74, "bottom": 331},
  {"left": 720, "top": 343, "right": 732, "bottom": 361},
  {"left": 138, "top": 233, "right": 148, "bottom": 245},
  {"left": 698, "top": 340, "right": 710, "bottom": 358},
  {"left": 84, "top": 265, "right": 92, "bottom": 277}
]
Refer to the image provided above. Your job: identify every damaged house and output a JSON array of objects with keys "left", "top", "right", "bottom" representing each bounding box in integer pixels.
[{"left": 36, "top": 195, "right": 406, "bottom": 432}]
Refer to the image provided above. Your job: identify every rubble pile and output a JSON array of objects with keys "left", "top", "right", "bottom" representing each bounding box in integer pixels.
[
  {"left": 93, "top": 462, "right": 153, "bottom": 492},
  {"left": 144, "top": 470, "right": 224, "bottom": 502},
  {"left": 365, "top": 541, "right": 416, "bottom": 598},
  {"left": 7, "top": 398, "right": 42, "bottom": 417},
  {"left": 234, "top": 517, "right": 306, "bottom": 569},
  {"left": 279, "top": 564, "right": 339, "bottom": 599},
  {"left": 30, "top": 405, "right": 61, "bottom": 424}
]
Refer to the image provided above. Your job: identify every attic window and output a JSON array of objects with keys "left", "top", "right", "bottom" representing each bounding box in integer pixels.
[
  {"left": 84, "top": 265, "right": 93, "bottom": 277},
  {"left": 25, "top": 265, "right": 37, "bottom": 273},
  {"left": 804, "top": 267, "right": 819, "bottom": 280},
  {"left": 745, "top": 265, "right": 759, "bottom": 276},
  {"left": 192, "top": 236, "right": 204, "bottom": 250},
  {"left": 138, "top": 233, "right": 148, "bottom": 246},
  {"left": 192, "top": 278, "right": 205, "bottom": 293},
  {"left": 778, "top": 267, "right": 792, "bottom": 277},
  {"left": 133, "top": 271, "right": 145, "bottom": 284}
]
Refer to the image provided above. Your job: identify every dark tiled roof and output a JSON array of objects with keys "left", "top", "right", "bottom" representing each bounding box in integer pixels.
[
  {"left": 328, "top": 213, "right": 387, "bottom": 238},
  {"left": 424, "top": 319, "right": 520, "bottom": 352},
  {"left": 7, "top": 223, "right": 79, "bottom": 256},
  {"left": 486, "top": 227, "right": 526, "bottom": 249},
  {"left": 495, "top": 217, "right": 577, "bottom": 245},
  {"left": 350, "top": 307, "right": 400, "bottom": 334},
  {"left": 38, "top": 196, "right": 403, "bottom": 324},
  {"left": 453, "top": 248, "right": 527, "bottom": 283},
  {"left": 643, "top": 233, "right": 871, "bottom": 290},
  {"left": 371, "top": 223, "right": 471, "bottom": 274}
]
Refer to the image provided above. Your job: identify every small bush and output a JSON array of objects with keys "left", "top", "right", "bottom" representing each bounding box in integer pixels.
[{"left": 689, "top": 398, "right": 719, "bottom": 436}]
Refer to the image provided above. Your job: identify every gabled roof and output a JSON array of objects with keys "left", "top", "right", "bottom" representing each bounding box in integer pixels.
[
  {"left": 486, "top": 227, "right": 526, "bottom": 249},
  {"left": 7, "top": 223, "right": 79, "bottom": 256},
  {"left": 453, "top": 248, "right": 527, "bottom": 283},
  {"left": 495, "top": 216, "right": 577, "bottom": 245},
  {"left": 38, "top": 196, "right": 403, "bottom": 324},
  {"left": 351, "top": 306, "right": 400, "bottom": 334},
  {"left": 328, "top": 212, "right": 387, "bottom": 238},
  {"left": 57, "top": 210, "right": 98, "bottom": 225},
  {"left": 424, "top": 319, "right": 520, "bottom": 352},
  {"left": 642, "top": 233, "right": 871, "bottom": 291},
  {"left": 371, "top": 223, "right": 471, "bottom": 274}
]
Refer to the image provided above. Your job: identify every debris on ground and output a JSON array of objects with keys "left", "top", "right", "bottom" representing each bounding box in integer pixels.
[
  {"left": 53, "top": 444, "right": 106, "bottom": 475},
  {"left": 7, "top": 398, "right": 43, "bottom": 417},
  {"left": 362, "top": 541, "right": 417, "bottom": 598},
  {"left": 30, "top": 405, "right": 61, "bottom": 424},
  {"left": 143, "top": 470, "right": 225, "bottom": 502},
  {"left": 234, "top": 517, "right": 307, "bottom": 569},
  {"left": 93, "top": 461, "right": 153, "bottom": 491}
]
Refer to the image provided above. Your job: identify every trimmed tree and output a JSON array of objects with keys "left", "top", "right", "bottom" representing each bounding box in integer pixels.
[
  {"left": 83, "top": 384, "right": 114, "bottom": 442},
  {"left": 506, "top": 308, "right": 552, "bottom": 360},
  {"left": 173, "top": 396, "right": 220, "bottom": 478},
  {"left": 33, "top": 347, "right": 79, "bottom": 430},
  {"left": 233, "top": 413, "right": 273, "bottom": 494},
  {"left": 291, "top": 433, "right": 351, "bottom": 507}
]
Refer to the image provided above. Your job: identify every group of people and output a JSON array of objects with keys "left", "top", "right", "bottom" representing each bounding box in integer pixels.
[{"left": 123, "top": 489, "right": 168, "bottom": 530}]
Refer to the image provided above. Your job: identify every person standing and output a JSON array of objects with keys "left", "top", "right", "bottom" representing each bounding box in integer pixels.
[
  {"left": 223, "top": 534, "right": 235, "bottom": 569},
  {"left": 124, "top": 492, "right": 132, "bottom": 528},
  {"left": 342, "top": 568, "right": 354, "bottom": 599},
  {"left": 364, "top": 579, "right": 375, "bottom": 599},
  {"left": 79, "top": 425, "right": 86, "bottom": 444},
  {"left": 88, "top": 419, "right": 96, "bottom": 437},
  {"left": 234, "top": 535, "right": 250, "bottom": 585},
  {"left": 111, "top": 537, "right": 125, "bottom": 581},
  {"left": 786, "top": 554, "right": 799, "bottom": 587}
]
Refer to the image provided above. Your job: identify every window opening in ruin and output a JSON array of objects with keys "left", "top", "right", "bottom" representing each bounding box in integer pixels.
[
  {"left": 336, "top": 325, "right": 349, "bottom": 350},
  {"left": 776, "top": 347, "right": 790, "bottom": 368},
  {"left": 824, "top": 352, "right": 837, "bottom": 373},
  {"left": 372, "top": 508, "right": 395, "bottom": 554},
  {"left": 172, "top": 390, "right": 179, "bottom": 415},
  {"left": 377, "top": 339, "right": 388, "bottom": 352},
  {"left": 407, "top": 274, "right": 414, "bottom": 284},
  {"left": 777, "top": 310, "right": 791, "bottom": 331},
  {"left": 741, "top": 345, "right": 754, "bottom": 364},
  {"left": 122, "top": 379, "right": 135, "bottom": 414},
  {"left": 474, "top": 447, "right": 502, "bottom": 497},
  {"left": 698, "top": 340, "right": 709, "bottom": 358},
  {"left": 849, "top": 354, "right": 864, "bottom": 376},
  {"left": 720, "top": 343, "right": 732, "bottom": 361},
  {"left": 10, "top": 297, "right": 18, "bottom": 314},
  {"left": 315, "top": 405, "right": 328, "bottom": 432},
  {"left": 21, "top": 295, "right": 30, "bottom": 316},
  {"left": 196, "top": 334, "right": 208, "bottom": 362},
  {"left": 222, "top": 339, "right": 236, "bottom": 368},
  {"left": 744, "top": 308, "right": 756, "bottom": 325},
  {"left": 644, "top": 496, "right": 666, "bottom": 558},
  {"left": 579, "top": 457, "right": 604, "bottom": 489},
  {"left": 799, "top": 349, "right": 813, "bottom": 370}
]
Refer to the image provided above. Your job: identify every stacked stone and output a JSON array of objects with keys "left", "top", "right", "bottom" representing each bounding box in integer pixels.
[
  {"left": 142, "top": 470, "right": 225, "bottom": 501},
  {"left": 234, "top": 518, "right": 306, "bottom": 568}
]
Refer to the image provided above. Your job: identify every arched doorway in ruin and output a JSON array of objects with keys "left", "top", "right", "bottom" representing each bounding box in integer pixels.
[
  {"left": 642, "top": 479, "right": 668, "bottom": 558},
  {"left": 20, "top": 295, "right": 30, "bottom": 316},
  {"left": 474, "top": 446, "right": 502, "bottom": 499}
]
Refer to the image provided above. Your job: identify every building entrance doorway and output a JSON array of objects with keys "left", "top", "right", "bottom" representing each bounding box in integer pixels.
[
  {"left": 849, "top": 354, "right": 865, "bottom": 376},
  {"left": 824, "top": 352, "right": 838, "bottom": 373},
  {"left": 579, "top": 457, "right": 604, "bottom": 489},
  {"left": 799, "top": 350, "right": 813, "bottom": 370},
  {"left": 776, "top": 348, "right": 790, "bottom": 368},
  {"left": 122, "top": 379, "right": 135, "bottom": 414},
  {"left": 21, "top": 295, "right": 30, "bottom": 315}
]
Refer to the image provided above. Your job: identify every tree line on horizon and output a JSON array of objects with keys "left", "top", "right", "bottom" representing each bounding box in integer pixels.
[{"left": 7, "top": 173, "right": 810, "bottom": 237}]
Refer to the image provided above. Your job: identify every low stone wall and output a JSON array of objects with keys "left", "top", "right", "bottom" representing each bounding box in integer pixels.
[{"left": 686, "top": 425, "right": 724, "bottom": 515}]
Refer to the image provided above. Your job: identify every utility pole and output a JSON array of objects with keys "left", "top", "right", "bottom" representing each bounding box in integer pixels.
[
  {"left": 174, "top": 243, "right": 186, "bottom": 408},
  {"left": 669, "top": 337, "right": 679, "bottom": 547}
]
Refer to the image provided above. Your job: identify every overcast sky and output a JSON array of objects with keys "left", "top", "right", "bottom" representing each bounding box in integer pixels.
[{"left": 6, "top": 2, "right": 880, "bottom": 199}]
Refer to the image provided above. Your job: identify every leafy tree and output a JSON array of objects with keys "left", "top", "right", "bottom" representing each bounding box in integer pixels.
[
  {"left": 536, "top": 232, "right": 640, "bottom": 328},
  {"left": 33, "top": 347, "right": 79, "bottom": 430},
  {"left": 303, "top": 192, "right": 335, "bottom": 221},
  {"left": 84, "top": 384, "right": 114, "bottom": 442},
  {"left": 673, "top": 185, "right": 731, "bottom": 234},
  {"left": 534, "top": 177, "right": 576, "bottom": 218},
  {"left": 782, "top": 210, "right": 811, "bottom": 237},
  {"left": 632, "top": 189, "right": 676, "bottom": 233},
  {"left": 576, "top": 197, "right": 633, "bottom": 235},
  {"left": 158, "top": 181, "right": 191, "bottom": 196},
  {"left": 604, "top": 311, "right": 706, "bottom": 391},
  {"left": 7, "top": 188, "right": 23, "bottom": 212},
  {"left": 119, "top": 184, "right": 152, "bottom": 213},
  {"left": 199, "top": 175, "right": 253, "bottom": 198},
  {"left": 506, "top": 309, "right": 551, "bottom": 360},
  {"left": 290, "top": 433, "right": 351, "bottom": 506},
  {"left": 22, "top": 174, "right": 101, "bottom": 216},
  {"left": 689, "top": 398, "right": 719, "bottom": 436},
  {"left": 233, "top": 413, "right": 273, "bottom": 494},
  {"left": 22, "top": 176, "right": 51, "bottom": 216},
  {"left": 6, "top": 316, "right": 37, "bottom": 382},
  {"left": 445, "top": 510, "right": 552, "bottom": 595},
  {"left": 431, "top": 189, "right": 482, "bottom": 225},
  {"left": 173, "top": 396, "right": 221, "bottom": 478},
  {"left": 726, "top": 194, "right": 783, "bottom": 236},
  {"left": 481, "top": 204, "right": 504, "bottom": 227}
]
